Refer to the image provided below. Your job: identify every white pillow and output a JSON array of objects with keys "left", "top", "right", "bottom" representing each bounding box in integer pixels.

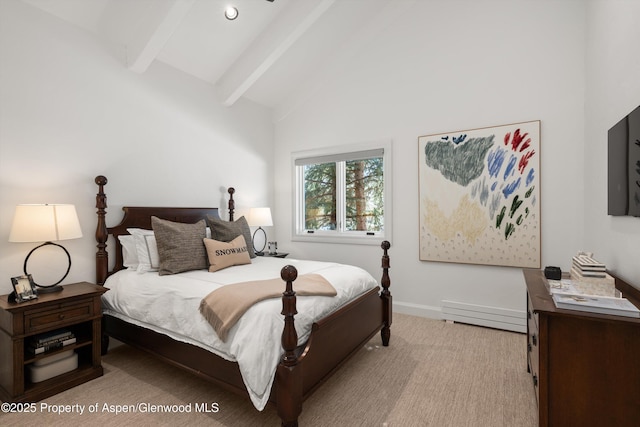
[
  {"left": 127, "top": 228, "right": 160, "bottom": 273},
  {"left": 118, "top": 235, "right": 139, "bottom": 269}
]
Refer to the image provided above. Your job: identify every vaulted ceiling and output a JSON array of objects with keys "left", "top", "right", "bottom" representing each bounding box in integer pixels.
[{"left": 21, "top": 0, "right": 405, "bottom": 119}]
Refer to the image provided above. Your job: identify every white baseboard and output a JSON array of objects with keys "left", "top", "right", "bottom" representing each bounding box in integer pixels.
[
  {"left": 393, "top": 300, "right": 526, "bottom": 333},
  {"left": 441, "top": 300, "right": 526, "bottom": 333},
  {"left": 393, "top": 301, "right": 442, "bottom": 319}
]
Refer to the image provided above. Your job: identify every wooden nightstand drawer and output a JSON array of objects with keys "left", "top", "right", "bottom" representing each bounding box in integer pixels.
[{"left": 24, "top": 298, "right": 94, "bottom": 333}]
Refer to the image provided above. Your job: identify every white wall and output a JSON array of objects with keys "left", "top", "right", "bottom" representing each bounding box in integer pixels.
[
  {"left": 0, "top": 0, "right": 274, "bottom": 294},
  {"left": 274, "top": 0, "right": 587, "bottom": 317},
  {"left": 5, "top": 0, "right": 635, "bottom": 321},
  {"left": 584, "top": 0, "right": 640, "bottom": 284}
]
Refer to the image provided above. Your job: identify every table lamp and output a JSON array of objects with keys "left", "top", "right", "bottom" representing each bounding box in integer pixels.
[
  {"left": 247, "top": 207, "right": 272, "bottom": 255},
  {"left": 9, "top": 204, "right": 83, "bottom": 293}
]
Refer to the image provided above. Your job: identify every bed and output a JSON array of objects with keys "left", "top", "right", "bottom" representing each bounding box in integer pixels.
[{"left": 94, "top": 175, "right": 392, "bottom": 426}]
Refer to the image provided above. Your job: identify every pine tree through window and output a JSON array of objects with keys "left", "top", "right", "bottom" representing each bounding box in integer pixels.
[{"left": 293, "top": 143, "right": 391, "bottom": 244}]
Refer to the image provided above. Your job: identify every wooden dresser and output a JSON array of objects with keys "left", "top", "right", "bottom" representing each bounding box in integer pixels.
[{"left": 524, "top": 269, "right": 640, "bottom": 427}]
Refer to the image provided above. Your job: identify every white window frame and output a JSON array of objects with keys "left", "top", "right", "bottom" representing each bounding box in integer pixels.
[{"left": 292, "top": 140, "right": 392, "bottom": 245}]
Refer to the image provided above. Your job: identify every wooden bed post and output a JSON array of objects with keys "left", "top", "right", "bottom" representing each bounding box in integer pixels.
[
  {"left": 228, "top": 187, "right": 235, "bottom": 221},
  {"left": 95, "top": 175, "right": 108, "bottom": 286},
  {"left": 380, "top": 240, "right": 392, "bottom": 346},
  {"left": 277, "top": 265, "right": 302, "bottom": 427}
]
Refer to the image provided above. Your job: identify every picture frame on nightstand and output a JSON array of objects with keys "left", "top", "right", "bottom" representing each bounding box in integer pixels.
[{"left": 10, "top": 274, "right": 38, "bottom": 303}]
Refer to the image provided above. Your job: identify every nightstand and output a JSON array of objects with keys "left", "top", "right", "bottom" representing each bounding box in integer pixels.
[
  {"left": 257, "top": 252, "right": 289, "bottom": 258},
  {"left": 0, "top": 282, "right": 107, "bottom": 402}
]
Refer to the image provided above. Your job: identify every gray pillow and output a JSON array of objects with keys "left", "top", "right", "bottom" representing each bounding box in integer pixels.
[
  {"left": 205, "top": 215, "right": 256, "bottom": 258},
  {"left": 151, "top": 216, "right": 208, "bottom": 275}
]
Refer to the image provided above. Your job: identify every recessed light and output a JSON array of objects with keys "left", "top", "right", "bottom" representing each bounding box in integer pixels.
[{"left": 225, "top": 6, "right": 238, "bottom": 20}]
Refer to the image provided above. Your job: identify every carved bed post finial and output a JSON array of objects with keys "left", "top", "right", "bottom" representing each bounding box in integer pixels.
[
  {"left": 228, "top": 187, "right": 235, "bottom": 221},
  {"left": 380, "top": 240, "right": 392, "bottom": 346},
  {"left": 95, "top": 176, "right": 108, "bottom": 286},
  {"left": 280, "top": 265, "right": 298, "bottom": 366}
]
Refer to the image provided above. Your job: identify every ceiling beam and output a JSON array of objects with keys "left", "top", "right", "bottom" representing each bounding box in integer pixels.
[
  {"left": 217, "top": 0, "right": 336, "bottom": 107},
  {"left": 127, "top": 0, "right": 196, "bottom": 73}
]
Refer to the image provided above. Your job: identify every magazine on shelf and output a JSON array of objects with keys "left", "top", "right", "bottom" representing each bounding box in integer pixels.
[
  {"left": 28, "top": 336, "right": 77, "bottom": 355},
  {"left": 29, "top": 337, "right": 77, "bottom": 355},
  {"left": 34, "top": 329, "right": 74, "bottom": 345},
  {"left": 552, "top": 293, "right": 640, "bottom": 318},
  {"left": 30, "top": 331, "right": 75, "bottom": 348}
]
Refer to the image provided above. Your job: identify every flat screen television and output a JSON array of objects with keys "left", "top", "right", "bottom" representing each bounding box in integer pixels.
[{"left": 608, "top": 105, "right": 640, "bottom": 216}]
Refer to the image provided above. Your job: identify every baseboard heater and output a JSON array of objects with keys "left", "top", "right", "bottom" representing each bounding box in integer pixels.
[{"left": 441, "top": 300, "right": 526, "bottom": 333}]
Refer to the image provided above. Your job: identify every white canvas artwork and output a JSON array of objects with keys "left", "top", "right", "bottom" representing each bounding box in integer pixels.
[{"left": 418, "top": 120, "right": 541, "bottom": 268}]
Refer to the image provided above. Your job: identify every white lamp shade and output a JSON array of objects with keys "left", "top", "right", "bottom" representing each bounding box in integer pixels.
[
  {"left": 247, "top": 207, "right": 273, "bottom": 227},
  {"left": 9, "top": 204, "right": 83, "bottom": 242}
]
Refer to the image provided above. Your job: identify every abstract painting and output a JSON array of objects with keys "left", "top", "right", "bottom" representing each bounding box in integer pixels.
[{"left": 418, "top": 120, "right": 540, "bottom": 268}]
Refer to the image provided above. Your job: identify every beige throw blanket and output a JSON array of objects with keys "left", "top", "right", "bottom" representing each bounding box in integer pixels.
[{"left": 199, "top": 274, "right": 337, "bottom": 342}]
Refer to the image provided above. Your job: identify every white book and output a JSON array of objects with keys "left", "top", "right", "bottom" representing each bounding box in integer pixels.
[
  {"left": 572, "top": 262, "right": 606, "bottom": 273},
  {"left": 552, "top": 293, "right": 640, "bottom": 318},
  {"left": 572, "top": 255, "right": 606, "bottom": 268},
  {"left": 570, "top": 266, "right": 606, "bottom": 278}
]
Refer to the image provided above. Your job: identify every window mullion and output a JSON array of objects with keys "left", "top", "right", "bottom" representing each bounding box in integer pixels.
[
  {"left": 336, "top": 161, "right": 346, "bottom": 233},
  {"left": 296, "top": 166, "right": 305, "bottom": 233}
]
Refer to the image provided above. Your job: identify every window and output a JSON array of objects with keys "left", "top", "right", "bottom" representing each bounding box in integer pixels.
[{"left": 293, "top": 141, "right": 392, "bottom": 244}]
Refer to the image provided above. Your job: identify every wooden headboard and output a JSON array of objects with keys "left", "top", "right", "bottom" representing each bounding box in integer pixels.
[{"left": 95, "top": 175, "right": 236, "bottom": 285}]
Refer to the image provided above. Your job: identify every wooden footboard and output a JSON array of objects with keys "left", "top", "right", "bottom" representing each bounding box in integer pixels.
[
  {"left": 275, "top": 242, "right": 391, "bottom": 426},
  {"left": 95, "top": 175, "right": 392, "bottom": 427}
]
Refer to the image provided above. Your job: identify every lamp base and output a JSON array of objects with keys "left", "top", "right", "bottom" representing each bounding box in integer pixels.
[
  {"left": 36, "top": 285, "right": 63, "bottom": 294},
  {"left": 24, "top": 242, "right": 72, "bottom": 289},
  {"left": 252, "top": 227, "right": 267, "bottom": 255}
]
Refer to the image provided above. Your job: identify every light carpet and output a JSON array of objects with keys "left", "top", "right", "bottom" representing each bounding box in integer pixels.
[{"left": 1, "top": 313, "right": 537, "bottom": 426}]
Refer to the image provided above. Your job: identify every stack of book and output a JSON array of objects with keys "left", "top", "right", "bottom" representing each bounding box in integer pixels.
[
  {"left": 546, "top": 252, "right": 640, "bottom": 317},
  {"left": 571, "top": 253, "right": 607, "bottom": 278},
  {"left": 552, "top": 293, "right": 640, "bottom": 318},
  {"left": 546, "top": 277, "right": 619, "bottom": 298},
  {"left": 27, "top": 329, "right": 79, "bottom": 383},
  {"left": 28, "top": 329, "right": 76, "bottom": 355}
]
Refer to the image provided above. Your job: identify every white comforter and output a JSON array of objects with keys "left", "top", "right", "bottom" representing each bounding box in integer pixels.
[{"left": 101, "top": 257, "right": 378, "bottom": 410}]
